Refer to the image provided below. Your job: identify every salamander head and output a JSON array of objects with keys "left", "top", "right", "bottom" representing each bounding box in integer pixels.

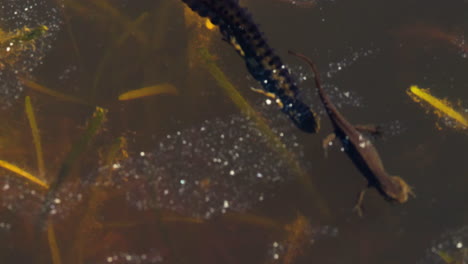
[{"left": 384, "top": 176, "right": 414, "bottom": 203}]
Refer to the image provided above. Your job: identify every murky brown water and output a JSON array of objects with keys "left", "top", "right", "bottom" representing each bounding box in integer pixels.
[{"left": 0, "top": 0, "right": 467, "bottom": 263}]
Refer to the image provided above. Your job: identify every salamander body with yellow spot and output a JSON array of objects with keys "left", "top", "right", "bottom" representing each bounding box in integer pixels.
[{"left": 182, "top": 0, "right": 319, "bottom": 133}]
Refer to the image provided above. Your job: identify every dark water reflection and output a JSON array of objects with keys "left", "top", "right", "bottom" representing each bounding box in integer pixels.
[{"left": 0, "top": 0, "right": 467, "bottom": 263}]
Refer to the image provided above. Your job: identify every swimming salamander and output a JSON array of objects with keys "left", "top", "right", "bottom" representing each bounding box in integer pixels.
[
  {"left": 289, "top": 51, "right": 414, "bottom": 216},
  {"left": 181, "top": 0, "right": 319, "bottom": 133}
]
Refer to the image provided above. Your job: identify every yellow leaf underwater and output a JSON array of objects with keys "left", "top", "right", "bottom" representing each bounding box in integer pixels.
[
  {"left": 118, "top": 84, "right": 179, "bottom": 101},
  {"left": 407, "top": 85, "right": 468, "bottom": 129}
]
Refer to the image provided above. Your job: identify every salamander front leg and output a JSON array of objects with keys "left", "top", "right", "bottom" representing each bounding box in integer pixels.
[
  {"left": 322, "top": 133, "right": 336, "bottom": 158},
  {"left": 352, "top": 188, "right": 367, "bottom": 217},
  {"left": 250, "top": 87, "right": 284, "bottom": 109}
]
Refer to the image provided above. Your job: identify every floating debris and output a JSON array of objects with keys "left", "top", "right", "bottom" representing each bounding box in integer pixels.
[
  {"left": 0, "top": 25, "right": 49, "bottom": 67},
  {"left": 266, "top": 214, "right": 338, "bottom": 264},
  {"left": 282, "top": 214, "right": 314, "bottom": 264}
]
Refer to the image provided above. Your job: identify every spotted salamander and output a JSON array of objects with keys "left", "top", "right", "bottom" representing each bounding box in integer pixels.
[{"left": 182, "top": 0, "right": 319, "bottom": 133}]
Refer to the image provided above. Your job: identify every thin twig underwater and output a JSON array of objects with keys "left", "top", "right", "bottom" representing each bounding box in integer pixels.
[{"left": 289, "top": 51, "right": 414, "bottom": 216}]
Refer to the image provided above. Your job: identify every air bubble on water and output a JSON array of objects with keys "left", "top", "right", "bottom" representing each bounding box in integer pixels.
[
  {"left": 102, "top": 250, "right": 162, "bottom": 264},
  {"left": 0, "top": 0, "right": 63, "bottom": 108},
  {"left": 0, "top": 173, "right": 86, "bottom": 221},
  {"left": 325, "top": 47, "right": 380, "bottom": 79},
  {"left": 107, "top": 115, "right": 306, "bottom": 219}
]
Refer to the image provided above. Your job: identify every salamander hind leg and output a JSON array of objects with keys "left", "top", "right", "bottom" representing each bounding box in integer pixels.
[{"left": 352, "top": 188, "right": 367, "bottom": 217}]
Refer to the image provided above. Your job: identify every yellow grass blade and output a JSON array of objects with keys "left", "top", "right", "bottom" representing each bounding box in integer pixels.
[
  {"left": 18, "top": 77, "right": 88, "bottom": 105},
  {"left": 47, "top": 223, "right": 62, "bottom": 264},
  {"left": 25, "top": 96, "right": 46, "bottom": 180},
  {"left": 407, "top": 85, "right": 468, "bottom": 128},
  {"left": 0, "top": 160, "right": 48, "bottom": 189},
  {"left": 118, "top": 84, "right": 179, "bottom": 101}
]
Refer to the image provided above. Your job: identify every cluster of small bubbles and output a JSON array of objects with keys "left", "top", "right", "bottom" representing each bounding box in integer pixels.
[
  {"left": 310, "top": 225, "right": 339, "bottom": 242},
  {"left": 0, "top": 174, "right": 86, "bottom": 221},
  {"left": 0, "top": 175, "right": 45, "bottom": 215},
  {"left": 57, "top": 65, "right": 78, "bottom": 81},
  {"left": 0, "top": 0, "right": 63, "bottom": 107},
  {"left": 44, "top": 183, "right": 84, "bottom": 220},
  {"left": 377, "top": 120, "right": 406, "bottom": 138},
  {"left": 438, "top": 114, "right": 468, "bottom": 131},
  {"left": 103, "top": 250, "right": 163, "bottom": 264},
  {"left": 107, "top": 115, "right": 305, "bottom": 219},
  {"left": 418, "top": 226, "right": 468, "bottom": 264},
  {"left": 274, "top": 0, "right": 336, "bottom": 7},
  {"left": 0, "top": 67, "right": 23, "bottom": 108},
  {"left": 268, "top": 241, "right": 284, "bottom": 261},
  {"left": 454, "top": 34, "right": 467, "bottom": 59},
  {"left": 0, "top": 221, "right": 12, "bottom": 231},
  {"left": 322, "top": 83, "right": 363, "bottom": 109},
  {"left": 0, "top": 0, "right": 63, "bottom": 31},
  {"left": 266, "top": 224, "right": 338, "bottom": 263},
  {"left": 325, "top": 48, "right": 380, "bottom": 79},
  {"left": 288, "top": 49, "right": 379, "bottom": 114}
]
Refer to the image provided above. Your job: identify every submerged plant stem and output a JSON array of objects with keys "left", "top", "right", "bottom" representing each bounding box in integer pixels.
[
  {"left": 47, "top": 223, "right": 62, "bottom": 264},
  {"left": 19, "top": 77, "right": 88, "bottom": 104},
  {"left": 25, "top": 96, "right": 46, "bottom": 180}
]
